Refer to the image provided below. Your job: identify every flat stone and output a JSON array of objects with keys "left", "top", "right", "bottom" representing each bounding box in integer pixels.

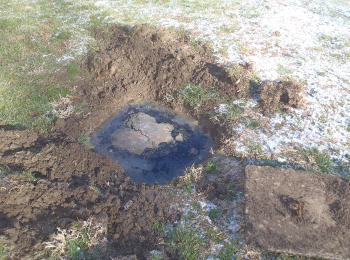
[
  {"left": 111, "top": 113, "right": 174, "bottom": 155},
  {"left": 244, "top": 166, "right": 350, "bottom": 260},
  {"left": 10, "top": 143, "right": 20, "bottom": 150},
  {"left": 189, "top": 147, "right": 199, "bottom": 155},
  {"left": 175, "top": 133, "right": 184, "bottom": 142}
]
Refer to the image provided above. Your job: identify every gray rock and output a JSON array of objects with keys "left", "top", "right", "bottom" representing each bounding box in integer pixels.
[
  {"left": 189, "top": 147, "right": 199, "bottom": 155},
  {"left": 111, "top": 113, "right": 174, "bottom": 155}
]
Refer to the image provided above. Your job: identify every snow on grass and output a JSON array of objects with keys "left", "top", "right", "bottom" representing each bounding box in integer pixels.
[
  {"left": 62, "top": 0, "right": 350, "bottom": 176},
  {"left": 11, "top": 0, "right": 348, "bottom": 175}
]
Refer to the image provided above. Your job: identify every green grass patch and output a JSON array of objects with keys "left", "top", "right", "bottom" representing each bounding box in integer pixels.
[
  {"left": 182, "top": 182, "right": 194, "bottom": 194},
  {"left": 180, "top": 85, "right": 220, "bottom": 112},
  {"left": 217, "top": 242, "right": 238, "bottom": 259},
  {"left": 0, "top": 165, "right": 12, "bottom": 177},
  {"left": 247, "top": 120, "right": 260, "bottom": 128},
  {"left": 209, "top": 209, "right": 219, "bottom": 220},
  {"left": 191, "top": 202, "right": 201, "bottom": 211},
  {"left": 302, "top": 148, "right": 333, "bottom": 173},
  {"left": 228, "top": 64, "right": 245, "bottom": 78},
  {"left": 0, "top": 0, "right": 109, "bottom": 130},
  {"left": 165, "top": 222, "right": 205, "bottom": 260},
  {"left": 0, "top": 244, "right": 10, "bottom": 259},
  {"left": 0, "top": 166, "right": 36, "bottom": 181},
  {"left": 77, "top": 133, "right": 94, "bottom": 150},
  {"left": 91, "top": 186, "right": 103, "bottom": 195},
  {"left": 277, "top": 63, "right": 293, "bottom": 75},
  {"left": 207, "top": 228, "right": 221, "bottom": 244},
  {"left": 205, "top": 160, "right": 217, "bottom": 174},
  {"left": 223, "top": 104, "right": 243, "bottom": 125},
  {"left": 21, "top": 170, "right": 36, "bottom": 181}
]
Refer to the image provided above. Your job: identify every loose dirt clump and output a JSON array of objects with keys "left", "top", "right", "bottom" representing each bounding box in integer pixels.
[
  {"left": 258, "top": 80, "right": 305, "bottom": 114},
  {"left": 245, "top": 166, "right": 350, "bottom": 259}
]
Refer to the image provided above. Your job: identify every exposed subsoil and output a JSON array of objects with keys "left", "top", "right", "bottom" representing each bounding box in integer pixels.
[{"left": 0, "top": 24, "right": 303, "bottom": 259}]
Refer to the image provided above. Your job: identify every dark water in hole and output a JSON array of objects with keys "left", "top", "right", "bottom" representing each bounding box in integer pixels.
[{"left": 90, "top": 100, "right": 215, "bottom": 184}]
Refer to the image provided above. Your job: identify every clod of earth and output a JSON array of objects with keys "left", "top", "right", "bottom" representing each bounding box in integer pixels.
[{"left": 245, "top": 165, "right": 350, "bottom": 260}]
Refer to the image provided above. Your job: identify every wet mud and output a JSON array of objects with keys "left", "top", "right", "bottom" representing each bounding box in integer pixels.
[{"left": 91, "top": 100, "right": 215, "bottom": 184}]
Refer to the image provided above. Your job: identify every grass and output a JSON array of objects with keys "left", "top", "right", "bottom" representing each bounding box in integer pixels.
[
  {"left": 91, "top": 186, "right": 103, "bottom": 195},
  {"left": 207, "top": 228, "right": 221, "bottom": 244},
  {"left": 181, "top": 164, "right": 203, "bottom": 184},
  {"left": 0, "top": 244, "right": 10, "bottom": 260},
  {"left": 150, "top": 253, "right": 163, "bottom": 260},
  {"left": 46, "top": 217, "right": 108, "bottom": 260},
  {"left": 180, "top": 85, "right": 219, "bottom": 112},
  {"left": 247, "top": 120, "right": 260, "bottom": 128},
  {"left": 228, "top": 64, "right": 245, "bottom": 78},
  {"left": 208, "top": 209, "right": 219, "bottom": 220},
  {"left": 0, "top": 165, "right": 11, "bottom": 177},
  {"left": 302, "top": 148, "right": 333, "bottom": 173},
  {"left": 165, "top": 222, "right": 205, "bottom": 260},
  {"left": 217, "top": 242, "right": 238, "bottom": 259},
  {"left": 0, "top": 0, "right": 108, "bottom": 131},
  {"left": 277, "top": 64, "right": 293, "bottom": 75},
  {"left": 77, "top": 133, "right": 94, "bottom": 150},
  {"left": 190, "top": 39, "right": 205, "bottom": 52},
  {"left": 205, "top": 160, "right": 217, "bottom": 174},
  {"left": 21, "top": 170, "right": 36, "bottom": 181},
  {"left": 191, "top": 202, "right": 201, "bottom": 212},
  {"left": 0, "top": 166, "right": 36, "bottom": 181},
  {"left": 223, "top": 104, "right": 243, "bottom": 125}
]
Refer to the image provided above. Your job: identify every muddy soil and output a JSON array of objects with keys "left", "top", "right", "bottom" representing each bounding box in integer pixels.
[{"left": 0, "top": 24, "right": 303, "bottom": 259}]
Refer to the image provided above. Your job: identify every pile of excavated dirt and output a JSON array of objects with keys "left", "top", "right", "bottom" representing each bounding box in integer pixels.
[
  {"left": 0, "top": 24, "right": 244, "bottom": 259},
  {"left": 0, "top": 24, "right": 305, "bottom": 259},
  {"left": 0, "top": 126, "right": 179, "bottom": 258}
]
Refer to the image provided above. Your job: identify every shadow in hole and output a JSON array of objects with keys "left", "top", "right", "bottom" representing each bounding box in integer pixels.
[
  {"left": 205, "top": 63, "right": 231, "bottom": 84},
  {"left": 279, "top": 194, "right": 304, "bottom": 221},
  {"left": 0, "top": 124, "right": 26, "bottom": 131}
]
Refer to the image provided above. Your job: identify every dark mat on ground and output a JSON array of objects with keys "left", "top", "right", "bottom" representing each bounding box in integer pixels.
[{"left": 244, "top": 165, "right": 350, "bottom": 260}]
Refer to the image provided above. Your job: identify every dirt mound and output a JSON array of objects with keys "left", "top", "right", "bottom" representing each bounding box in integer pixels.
[
  {"left": 0, "top": 24, "right": 245, "bottom": 259},
  {"left": 62, "top": 24, "right": 253, "bottom": 140},
  {"left": 0, "top": 23, "right": 306, "bottom": 259},
  {"left": 245, "top": 166, "right": 350, "bottom": 259},
  {"left": 0, "top": 127, "right": 176, "bottom": 259}
]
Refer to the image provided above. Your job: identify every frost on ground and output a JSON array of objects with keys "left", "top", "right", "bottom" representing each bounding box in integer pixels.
[
  {"left": 11, "top": 0, "right": 349, "bottom": 175},
  {"left": 57, "top": 0, "right": 350, "bottom": 176}
]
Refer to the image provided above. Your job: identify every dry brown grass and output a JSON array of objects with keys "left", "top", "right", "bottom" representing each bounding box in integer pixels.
[{"left": 44, "top": 216, "right": 108, "bottom": 259}]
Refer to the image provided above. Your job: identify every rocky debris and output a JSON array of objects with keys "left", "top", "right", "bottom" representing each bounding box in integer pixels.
[{"left": 245, "top": 165, "right": 350, "bottom": 260}]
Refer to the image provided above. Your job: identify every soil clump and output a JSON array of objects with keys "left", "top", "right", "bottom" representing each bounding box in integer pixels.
[{"left": 245, "top": 165, "right": 350, "bottom": 260}]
